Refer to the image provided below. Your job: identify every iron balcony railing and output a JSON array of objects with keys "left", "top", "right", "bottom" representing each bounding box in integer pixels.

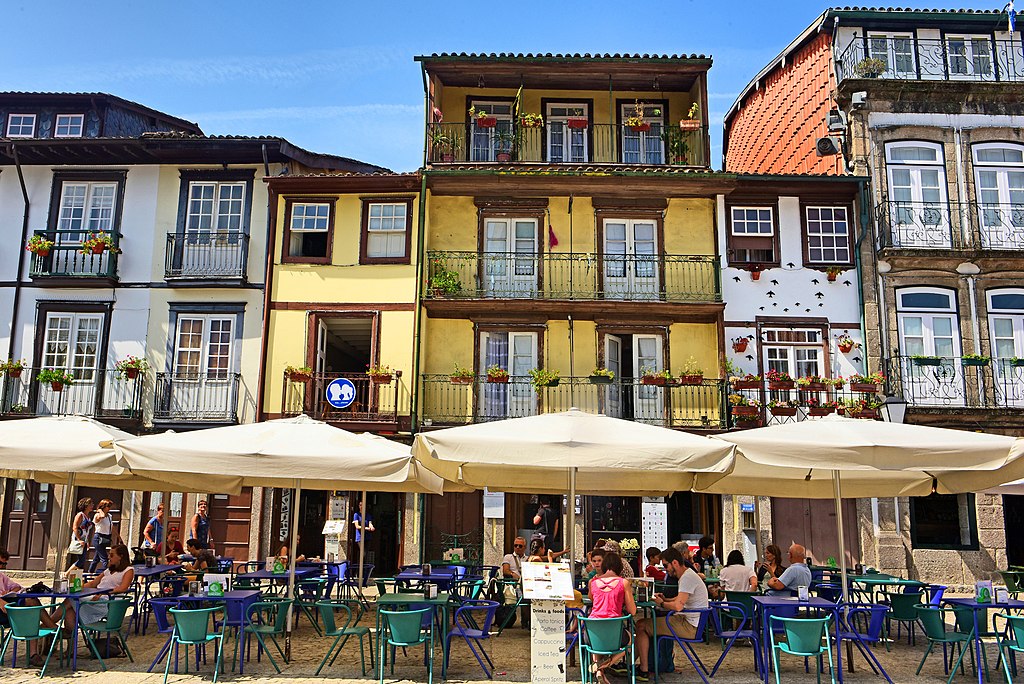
[
  {"left": 29, "top": 229, "right": 120, "bottom": 280},
  {"left": 153, "top": 372, "right": 241, "bottom": 423},
  {"left": 281, "top": 371, "right": 400, "bottom": 424},
  {"left": 427, "top": 122, "right": 709, "bottom": 167},
  {"left": 0, "top": 367, "right": 143, "bottom": 419},
  {"left": 424, "top": 251, "right": 720, "bottom": 303},
  {"left": 836, "top": 36, "right": 1024, "bottom": 83},
  {"left": 165, "top": 232, "right": 248, "bottom": 279},
  {"left": 727, "top": 378, "right": 891, "bottom": 428},
  {"left": 875, "top": 201, "right": 1024, "bottom": 251},
  {"left": 419, "top": 375, "right": 727, "bottom": 429},
  {"left": 885, "top": 355, "right": 1024, "bottom": 409}
]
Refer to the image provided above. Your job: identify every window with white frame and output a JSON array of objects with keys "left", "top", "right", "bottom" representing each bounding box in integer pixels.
[
  {"left": 973, "top": 142, "right": 1024, "bottom": 249},
  {"left": 867, "top": 33, "right": 916, "bottom": 76},
  {"left": 287, "top": 202, "right": 332, "bottom": 258},
  {"left": 885, "top": 141, "right": 950, "bottom": 248},
  {"left": 620, "top": 103, "right": 664, "bottom": 164},
  {"left": 42, "top": 313, "right": 103, "bottom": 382},
  {"left": 6, "top": 114, "right": 36, "bottom": 137},
  {"left": 186, "top": 181, "right": 245, "bottom": 234},
  {"left": 172, "top": 316, "right": 233, "bottom": 381},
  {"left": 805, "top": 206, "right": 851, "bottom": 263},
  {"left": 469, "top": 101, "right": 514, "bottom": 162},
  {"left": 762, "top": 328, "right": 824, "bottom": 379},
  {"left": 545, "top": 103, "right": 588, "bottom": 163},
  {"left": 57, "top": 182, "right": 117, "bottom": 243},
  {"left": 363, "top": 201, "right": 408, "bottom": 260},
  {"left": 946, "top": 35, "right": 992, "bottom": 78},
  {"left": 988, "top": 289, "right": 1024, "bottom": 407},
  {"left": 54, "top": 114, "right": 84, "bottom": 138},
  {"left": 728, "top": 206, "right": 776, "bottom": 265}
]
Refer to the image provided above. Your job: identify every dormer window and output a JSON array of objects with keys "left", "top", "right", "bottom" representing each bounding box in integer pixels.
[
  {"left": 6, "top": 114, "right": 36, "bottom": 138},
  {"left": 55, "top": 114, "right": 85, "bottom": 138}
]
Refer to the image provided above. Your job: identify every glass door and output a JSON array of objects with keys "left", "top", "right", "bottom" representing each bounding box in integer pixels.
[
  {"left": 886, "top": 143, "right": 950, "bottom": 247},
  {"left": 470, "top": 101, "right": 513, "bottom": 162},
  {"left": 632, "top": 335, "right": 664, "bottom": 423},
  {"left": 482, "top": 219, "right": 538, "bottom": 298},
  {"left": 603, "top": 220, "right": 659, "bottom": 300},
  {"left": 546, "top": 104, "right": 588, "bottom": 163},
  {"left": 898, "top": 312, "right": 962, "bottom": 406},
  {"left": 620, "top": 103, "right": 664, "bottom": 164},
  {"left": 974, "top": 145, "right": 1024, "bottom": 249},
  {"left": 604, "top": 334, "right": 623, "bottom": 418},
  {"left": 479, "top": 332, "right": 537, "bottom": 419},
  {"left": 868, "top": 34, "right": 916, "bottom": 77}
]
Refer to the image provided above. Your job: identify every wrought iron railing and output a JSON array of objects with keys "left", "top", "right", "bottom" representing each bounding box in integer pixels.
[
  {"left": 876, "top": 201, "right": 1024, "bottom": 250},
  {"left": 0, "top": 368, "right": 143, "bottom": 419},
  {"left": 727, "top": 378, "right": 887, "bottom": 427},
  {"left": 281, "top": 371, "right": 401, "bottom": 424},
  {"left": 29, "top": 229, "right": 120, "bottom": 279},
  {"left": 419, "top": 375, "right": 727, "bottom": 429},
  {"left": 885, "top": 355, "right": 1024, "bottom": 409},
  {"left": 427, "top": 122, "right": 708, "bottom": 167},
  {"left": 165, "top": 232, "right": 248, "bottom": 279},
  {"left": 424, "top": 251, "right": 720, "bottom": 302},
  {"left": 836, "top": 36, "right": 1024, "bottom": 83},
  {"left": 153, "top": 372, "right": 241, "bottom": 423}
]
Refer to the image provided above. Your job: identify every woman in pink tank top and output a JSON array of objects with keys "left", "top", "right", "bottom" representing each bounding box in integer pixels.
[{"left": 587, "top": 551, "right": 637, "bottom": 680}]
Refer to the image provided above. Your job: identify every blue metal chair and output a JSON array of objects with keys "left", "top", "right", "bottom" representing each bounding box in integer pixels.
[
  {"left": 656, "top": 609, "right": 713, "bottom": 684},
  {"left": 837, "top": 603, "right": 892, "bottom": 683},
  {"left": 146, "top": 598, "right": 179, "bottom": 673},
  {"left": 709, "top": 599, "right": 762, "bottom": 677},
  {"left": 444, "top": 600, "right": 499, "bottom": 679}
]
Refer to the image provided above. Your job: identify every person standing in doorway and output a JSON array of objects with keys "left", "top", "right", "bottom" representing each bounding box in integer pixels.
[
  {"left": 189, "top": 499, "right": 214, "bottom": 552},
  {"left": 67, "top": 497, "right": 94, "bottom": 570},
  {"left": 88, "top": 499, "right": 115, "bottom": 572},
  {"left": 350, "top": 500, "right": 374, "bottom": 564},
  {"left": 144, "top": 503, "right": 164, "bottom": 549}
]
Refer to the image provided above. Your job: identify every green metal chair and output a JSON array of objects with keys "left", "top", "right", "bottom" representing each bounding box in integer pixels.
[
  {"left": 999, "top": 571, "right": 1024, "bottom": 599},
  {"left": 769, "top": 615, "right": 835, "bottom": 684},
  {"left": 881, "top": 589, "right": 923, "bottom": 646},
  {"left": 578, "top": 615, "right": 635, "bottom": 684},
  {"left": 374, "top": 577, "right": 397, "bottom": 597},
  {"left": 378, "top": 607, "right": 434, "bottom": 684},
  {"left": 80, "top": 598, "right": 134, "bottom": 671},
  {"left": 995, "top": 612, "right": 1024, "bottom": 683},
  {"left": 163, "top": 606, "right": 225, "bottom": 684},
  {"left": 296, "top": 576, "right": 329, "bottom": 635},
  {"left": 241, "top": 598, "right": 291, "bottom": 674},
  {"left": 316, "top": 599, "right": 373, "bottom": 676},
  {"left": 914, "top": 604, "right": 976, "bottom": 679},
  {"left": 0, "top": 603, "right": 62, "bottom": 677}
]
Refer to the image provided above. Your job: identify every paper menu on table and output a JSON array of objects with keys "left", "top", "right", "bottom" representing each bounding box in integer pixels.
[{"left": 522, "top": 561, "right": 575, "bottom": 600}]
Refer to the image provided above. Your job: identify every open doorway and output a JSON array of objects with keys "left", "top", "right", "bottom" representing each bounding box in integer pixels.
[
  {"left": 601, "top": 332, "right": 666, "bottom": 423},
  {"left": 314, "top": 316, "right": 374, "bottom": 376},
  {"left": 1004, "top": 495, "right": 1024, "bottom": 567}
]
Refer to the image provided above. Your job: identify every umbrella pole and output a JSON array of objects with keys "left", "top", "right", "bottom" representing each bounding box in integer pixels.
[
  {"left": 285, "top": 481, "right": 302, "bottom": 662},
  {"left": 568, "top": 468, "right": 576, "bottom": 579},
  {"left": 359, "top": 491, "right": 367, "bottom": 590},
  {"left": 832, "top": 471, "right": 850, "bottom": 606},
  {"left": 53, "top": 472, "right": 75, "bottom": 583}
]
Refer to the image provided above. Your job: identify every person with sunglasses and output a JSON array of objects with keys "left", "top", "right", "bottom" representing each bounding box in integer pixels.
[{"left": 501, "top": 536, "right": 530, "bottom": 629}]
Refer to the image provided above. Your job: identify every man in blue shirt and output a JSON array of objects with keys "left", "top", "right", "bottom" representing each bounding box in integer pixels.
[{"left": 767, "top": 543, "right": 812, "bottom": 596}]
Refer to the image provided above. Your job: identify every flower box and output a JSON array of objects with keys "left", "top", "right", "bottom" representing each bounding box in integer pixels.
[
  {"left": 848, "top": 409, "right": 879, "bottom": 419},
  {"left": 567, "top": 118, "right": 589, "bottom": 129},
  {"left": 370, "top": 374, "right": 393, "bottom": 384},
  {"left": 731, "top": 405, "right": 759, "bottom": 417},
  {"left": 487, "top": 374, "right": 509, "bottom": 384},
  {"left": 912, "top": 357, "right": 942, "bottom": 367},
  {"left": 808, "top": 407, "right": 835, "bottom": 417},
  {"left": 678, "top": 375, "right": 704, "bottom": 386},
  {"left": 449, "top": 376, "right": 473, "bottom": 385},
  {"left": 961, "top": 358, "right": 990, "bottom": 367},
  {"left": 1012, "top": 359, "right": 1024, "bottom": 368},
  {"left": 732, "top": 339, "right": 749, "bottom": 353},
  {"left": 732, "top": 380, "right": 761, "bottom": 390},
  {"left": 628, "top": 122, "right": 651, "bottom": 132},
  {"left": 768, "top": 381, "right": 795, "bottom": 391},
  {"left": 642, "top": 376, "right": 666, "bottom": 386},
  {"left": 536, "top": 378, "right": 559, "bottom": 388},
  {"left": 770, "top": 407, "right": 798, "bottom": 417},
  {"left": 287, "top": 371, "right": 312, "bottom": 383},
  {"left": 6, "top": 368, "right": 22, "bottom": 379},
  {"left": 475, "top": 117, "right": 497, "bottom": 128},
  {"left": 520, "top": 118, "right": 543, "bottom": 128},
  {"left": 589, "top": 375, "right": 614, "bottom": 384},
  {"left": 800, "top": 382, "right": 827, "bottom": 392},
  {"left": 830, "top": 381, "right": 845, "bottom": 390},
  {"left": 679, "top": 119, "right": 701, "bottom": 131},
  {"left": 850, "top": 382, "right": 878, "bottom": 393}
]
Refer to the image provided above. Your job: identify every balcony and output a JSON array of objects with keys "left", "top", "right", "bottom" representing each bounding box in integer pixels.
[
  {"left": 281, "top": 372, "right": 400, "bottom": 429},
  {"left": 153, "top": 372, "right": 241, "bottom": 424},
  {"left": 427, "top": 122, "right": 708, "bottom": 167},
  {"left": 419, "top": 375, "right": 727, "bottom": 429},
  {"left": 886, "top": 356, "right": 1024, "bottom": 409},
  {"left": 728, "top": 379, "right": 887, "bottom": 427},
  {"left": 0, "top": 368, "right": 142, "bottom": 420},
  {"left": 424, "top": 252, "right": 720, "bottom": 303},
  {"left": 876, "top": 200, "right": 1024, "bottom": 251},
  {"left": 29, "top": 230, "right": 119, "bottom": 283},
  {"left": 165, "top": 232, "right": 248, "bottom": 280},
  {"left": 836, "top": 37, "right": 1024, "bottom": 83}
]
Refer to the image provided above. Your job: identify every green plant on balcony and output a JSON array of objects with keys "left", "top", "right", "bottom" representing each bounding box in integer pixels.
[
  {"left": 767, "top": 398, "right": 800, "bottom": 416},
  {"left": 1, "top": 358, "right": 25, "bottom": 378},
  {"left": 854, "top": 57, "right": 887, "bottom": 78},
  {"left": 730, "top": 373, "right": 761, "bottom": 389},
  {"left": 826, "top": 376, "right": 845, "bottom": 390},
  {"left": 678, "top": 356, "right": 704, "bottom": 385},
  {"left": 1010, "top": 356, "right": 1024, "bottom": 367},
  {"left": 486, "top": 364, "right": 509, "bottom": 383},
  {"left": 38, "top": 368, "right": 74, "bottom": 392},
  {"left": 804, "top": 396, "right": 840, "bottom": 416},
  {"left": 26, "top": 234, "right": 54, "bottom": 257},
  {"left": 729, "top": 393, "right": 760, "bottom": 419},
  {"left": 624, "top": 101, "right": 660, "bottom": 132},
  {"left": 285, "top": 364, "right": 313, "bottom": 383},
  {"left": 765, "top": 368, "right": 795, "bottom": 389},
  {"left": 450, "top": 364, "right": 475, "bottom": 384},
  {"left": 493, "top": 130, "right": 516, "bottom": 162},
  {"left": 589, "top": 367, "right": 615, "bottom": 384},
  {"left": 79, "top": 232, "right": 119, "bottom": 256},
  {"left": 519, "top": 112, "right": 544, "bottom": 128},
  {"left": 843, "top": 396, "right": 882, "bottom": 418},
  {"left": 961, "top": 354, "right": 991, "bottom": 367},
  {"left": 429, "top": 263, "right": 462, "bottom": 297},
  {"left": 368, "top": 363, "right": 393, "bottom": 383},
  {"left": 910, "top": 355, "right": 942, "bottom": 366},
  {"left": 115, "top": 355, "right": 149, "bottom": 380},
  {"left": 429, "top": 128, "right": 461, "bottom": 162},
  {"left": 662, "top": 128, "right": 691, "bottom": 165},
  {"left": 529, "top": 367, "right": 560, "bottom": 390},
  {"left": 10, "top": 403, "right": 27, "bottom": 414},
  {"left": 640, "top": 366, "right": 673, "bottom": 386},
  {"left": 796, "top": 374, "right": 827, "bottom": 390}
]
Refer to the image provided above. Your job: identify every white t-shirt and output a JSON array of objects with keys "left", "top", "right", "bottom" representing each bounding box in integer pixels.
[
  {"left": 677, "top": 567, "right": 709, "bottom": 626},
  {"left": 93, "top": 513, "right": 112, "bottom": 536},
  {"left": 718, "top": 564, "right": 757, "bottom": 592}
]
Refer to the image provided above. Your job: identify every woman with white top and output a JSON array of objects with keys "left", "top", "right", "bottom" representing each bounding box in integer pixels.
[
  {"left": 88, "top": 499, "right": 115, "bottom": 573},
  {"left": 52, "top": 544, "right": 135, "bottom": 634},
  {"left": 718, "top": 550, "right": 758, "bottom": 592}
]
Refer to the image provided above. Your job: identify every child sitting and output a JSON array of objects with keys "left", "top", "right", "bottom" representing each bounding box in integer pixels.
[{"left": 644, "top": 546, "right": 666, "bottom": 581}]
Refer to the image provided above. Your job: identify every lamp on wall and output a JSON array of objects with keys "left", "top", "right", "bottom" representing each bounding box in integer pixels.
[{"left": 880, "top": 394, "right": 907, "bottom": 424}]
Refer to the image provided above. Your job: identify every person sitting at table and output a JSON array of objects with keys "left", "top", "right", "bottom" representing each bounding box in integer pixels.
[
  {"left": 644, "top": 547, "right": 666, "bottom": 581},
  {"left": 767, "top": 543, "right": 813, "bottom": 596},
  {"left": 587, "top": 551, "right": 637, "bottom": 682},
  {"left": 278, "top": 535, "right": 306, "bottom": 563},
  {"left": 50, "top": 544, "right": 134, "bottom": 654},
  {"left": 0, "top": 547, "right": 54, "bottom": 666},
  {"left": 601, "top": 540, "right": 635, "bottom": 578},
  {"left": 755, "top": 544, "right": 786, "bottom": 586},
  {"left": 586, "top": 548, "right": 605, "bottom": 583},
  {"left": 501, "top": 536, "right": 529, "bottom": 630},
  {"left": 182, "top": 539, "right": 216, "bottom": 574},
  {"left": 157, "top": 527, "right": 185, "bottom": 563},
  {"left": 528, "top": 538, "right": 568, "bottom": 563},
  {"left": 694, "top": 535, "right": 720, "bottom": 578},
  {"left": 719, "top": 550, "right": 758, "bottom": 592}
]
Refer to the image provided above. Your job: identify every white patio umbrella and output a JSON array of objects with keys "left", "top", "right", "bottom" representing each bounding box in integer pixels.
[
  {"left": 413, "top": 409, "right": 736, "bottom": 574},
  {"left": 700, "top": 415, "right": 1021, "bottom": 602}
]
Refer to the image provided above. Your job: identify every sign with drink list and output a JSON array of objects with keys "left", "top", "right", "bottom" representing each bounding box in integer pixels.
[
  {"left": 522, "top": 561, "right": 575, "bottom": 600},
  {"left": 531, "top": 599, "right": 567, "bottom": 684}
]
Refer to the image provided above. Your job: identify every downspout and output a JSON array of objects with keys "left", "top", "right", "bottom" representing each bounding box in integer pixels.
[
  {"left": 255, "top": 143, "right": 276, "bottom": 421},
  {"left": 854, "top": 177, "right": 871, "bottom": 372},
  {"left": 8, "top": 144, "right": 30, "bottom": 363},
  {"left": 411, "top": 172, "right": 428, "bottom": 432}
]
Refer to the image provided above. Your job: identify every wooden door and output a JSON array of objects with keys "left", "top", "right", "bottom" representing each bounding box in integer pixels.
[
  {"left": 771, "top": 497, "right": 860, "bottom": 567},
  {"left": 208, "top": 488, "right": 252, "bottom": 562},
  {"left": 1, "top": 478, "right": 53, "bottom": 570},
  {"left": 423, "top": 491, "right": 482, "bottom": 564}
]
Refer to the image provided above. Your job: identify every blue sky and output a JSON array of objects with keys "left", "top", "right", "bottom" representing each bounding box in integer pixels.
[{"left": 0, "top": 1, "right": 990, "bottom": 171}]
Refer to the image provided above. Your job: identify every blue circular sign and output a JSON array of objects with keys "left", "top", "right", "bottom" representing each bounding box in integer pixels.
[{"left": 325, "top": 378, "right": 357, "bottom": 409}]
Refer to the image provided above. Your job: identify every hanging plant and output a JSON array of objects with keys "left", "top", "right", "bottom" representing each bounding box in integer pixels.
[
  {"left": 528, "top": 367, "right": 560, "bottom": 390},
  {"left": 115, "top": 355, "right": 150, "bottom": 380},
  {"left": 26, "top": 235, "right": 55, "bottom": 257},
  {"left": 1, "top": 358, "right": 25, "bottom": 378},
  {"left": 486, "top": 365, "right": 510, "bottom": 383},
  {"left": 38, "top": 368, "right": 74, "bottom": 392},
  {"left": 367, "top": 364, "right": 393, "bottom": 384},
  {"left": 79, "top": 232, "right": 119, "bottom": 256},
  {"left": 450, "top": 364, "right": 475, "bottom": 384},
  {"left": 589, "top": 368, "right": 615, "bottom": 384}
]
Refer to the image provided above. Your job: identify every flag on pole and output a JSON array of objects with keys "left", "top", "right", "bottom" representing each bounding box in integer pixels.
[{"left": 1007, "top": 1, "right": 1017, "bottom": 33}]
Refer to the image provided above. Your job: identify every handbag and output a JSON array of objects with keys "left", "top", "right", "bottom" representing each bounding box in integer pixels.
[{"left": 67, "top": 539, "right": 85, "bottom": 555}]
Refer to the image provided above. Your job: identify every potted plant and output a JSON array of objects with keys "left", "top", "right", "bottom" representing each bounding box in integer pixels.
[
  {"left": 849, "top": 372, "right": 884, "bottom": 393},
  {"left": 766, "top": 368, "right": 795, "bottom": 390},
  {"left": 854, "top": 57, "right": 887, "bottom": 78},
  {"left": 837, "top": 333, "right": 855, "bottom": 354},
  {"left": 469, "top": 106, "right": 497, "bottom": 128},
  {"left": 624, "top": 102, "right": 659, "bottom": 132},
  {"left": 493, "top": 130, "right": 516, "bottom": 162},
  {"left": 679, "top": 102, "right": 702, "bottom": 131},
  {"left": 284, "top": 364, "right": 313, "bottom": 383},
  {"left": 731, "top": 336, "right": 751, "bottom": 353},
  {"left": 746, "top": 265, "right": 764, "bottom": 281},
  {"left": 843, "top": 396, "right": 882, "bottom": 419},
  {"left": 768, "top": 399, "right": 799, "bottom": 417},
  {"left": 529, "top": 367, "right": 560, "bottom": 390},
  {"left": 520, "top": 112, "right": 544, "bottom": 128},
  {"left": 10, "top": 403, "right": 27, "bottom": 414},
  {"left": 566, "top": 109, "right": 589, "bottom": 129},
  {"left": 731, "top": 373, "right": 761, "bottom": 390},
  {"left": 589, "top": 367, "right": 615, "bottom": 384},
  {"left": 804, "top": 397, "right": 839, "bottom": 417},
  {"left": 825, "top": 266, "right": 846, "bottom": 283},
  {"left": 79, "top": 232, "right": 118, "bottom": 255},
  {"left": 26, "top": 235, "right": 54, "bottom": 257},
  {"left": 429, "top": 128, "right": 460, "bottom": 162},
  {"left": 826, "top": 376, "right": 846, "bottom": 391},
  {"left": 961, "top": 354, "right": 991, "bottom": 367},
  {"left": 796, "top": 375, "right": 827, "bottom": 392},
  {"left": 450, "top": 364, "right": 475, "bottom": 385},
  {"left": 662, "top": 128, "right": 690, "bottom": 165},
  {"left": 1010, "top": 357, "right": 1024, "bottom": 368},
  {"left": 1, "top": 359, "right": 25, "bottom": 378},
  {"left": 729, "top": 393, "right": 760, "bottom": 417},
  {"left": 486, "top": 365, "right": 509, "bottom": 383},
  {"left": 368, "top": 364, "right": 393, "bottom": 384},
  {"left": 911, "top": 355, "right": 943, "bottom": 367},
  {"left": 640, "top": 367, "right": 672, "bottom": 386},
  {"left": 678, "top": 357, "right": 704, "bottom": 386},
  {"left": 115, "top": 355, "right": 149, "bottom": 380},
  {"left": 429, "top": 263, "right": 462, "bottom": 297},
  {"left": 38, "top": 368, "right": 74, "bottom": 392}
]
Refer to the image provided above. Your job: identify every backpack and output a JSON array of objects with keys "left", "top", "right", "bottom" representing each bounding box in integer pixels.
[{"left": 658, "top": 637, "right": 675, "bottom": 672}]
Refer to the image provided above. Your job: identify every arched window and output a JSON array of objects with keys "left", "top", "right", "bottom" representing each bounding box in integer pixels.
[
  {"left": 987, "top": 288, "right": 1024, "bottom": 407},
  {"left": 973, "top": 143, "right": 1024, "bottom": 249},
  {"left": 884, "top": 142, "right": 950, "bottom": 248},
  {"left": 895, "top": 286, "right": 962, "bottom": 407}
]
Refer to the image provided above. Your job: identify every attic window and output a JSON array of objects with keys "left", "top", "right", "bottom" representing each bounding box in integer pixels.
[
  {"left": 6, "top": 114, "right": 36, "bottom": 138},
  {"left": 55, "top": 114, "right": 84, "bottom": 138}
]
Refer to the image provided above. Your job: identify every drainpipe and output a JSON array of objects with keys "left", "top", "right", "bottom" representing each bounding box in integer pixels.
[
  {"left": 8, "top": 144, "right": 30, "bottom": 363},
  {"left": 854, "top": 178, "right": 871, "bottom": 372},
  {"left": 255, "top": 143, "right": 276, "bottom": 421},
  {"left": 410, "top": 172, "right": 428, "bottom": 431}
]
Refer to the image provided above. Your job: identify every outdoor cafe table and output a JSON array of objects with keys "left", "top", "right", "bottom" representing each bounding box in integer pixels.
[
  {"left": 943, "top": 596, "right": 1024, "bottom": 684},
  {"left": 752, "top": 595, "right": 844, "bottom": 684},
  {"left": 850, "top": 574, "right": 925, "bottom": 603},
  {"left": 18, "top": 587, "right": 110, "bottom": 672},
  {"left": 395, "top": 569, "right": 458, "bottom": 592},
  {"left": 169, "top": 589, "right": 262, "bottom": 674},
  {"left": 376, "top": 592, "right": 452, "bottom": 678},
  {"left": 131, "top": 563, "right": 183, "bottom": 634}
]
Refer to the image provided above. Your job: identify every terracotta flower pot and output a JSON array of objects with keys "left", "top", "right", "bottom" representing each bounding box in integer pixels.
[
  {"left": 125, "top": 368, "right": 140, "bottom": 380},
  {"left": 91, "top": 243, "right": 106, "bottom": 255},
  {"left": 732, "top": 340, "right": 748, "bottom": 353},
  {"left": 827, "top": 272, "right": 839, "bottom": 282},
  {"left": 288, "top": 371, "right": 312, "bottom": 383},
  {"left": 839, "top": 342, "right": 854, "bottom": 353},
  {"left": 7, "top": 368, "right": 22, "bottom": 379},
  {"left": 370, "top": 374, "right": 393, "bottom": 384},
  {"left": 732, "top": 405, "right": 759, "bottom": 417},
  {"left": 750, "top": 270, "right": 762, "bottom": 281},
  {"left": 50, "top": 381, "right": 65, "bottom": 392},
  {"left": 678, "top": 375, "right": 704, "bottom": 386},
  {"left": 487, "top": 374, "right": 509, "bottom": 383},
  {"left": 768, "top": 381, "right": 794, "bottom": 390},
  {"left": 450, "top": 376, "right": 473, "bottom": 385},
  {"left": 641, "top": 376, "right": 666, "bottom": 386},
  {"left": 850, "top": 382, "right": 879, "bottom": 393},
  {"left": 495, "top": 152, "right": 512, "bottom": 162},
  {"left": 35, "top": 249, "right": 50, "bottom": 257},
  {"left": 732, "top": 380, "right": 761, "bottom": 390},
  {"left": 770, "top": 407, "right": 798, "bottom": 417}
]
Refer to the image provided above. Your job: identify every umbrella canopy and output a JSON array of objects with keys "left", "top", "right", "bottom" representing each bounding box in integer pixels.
[
  {"left": 698, "top": 415, "right": 1020, "bottom": 498},
  {"left": 982, "top": 439, "right": 1024, "bottom": 495},
  {"left": 412, "top": 408, "right": 736, "bottom": 495},
  {"left": 114, "top": 415, "right": 445, "bottom": 494}
]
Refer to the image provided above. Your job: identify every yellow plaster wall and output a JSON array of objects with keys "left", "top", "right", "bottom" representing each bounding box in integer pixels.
[
  {"left": 669, "top": 323, "right": 720, "bottom": 377},
  {"left": 665, "top": 199, "right": 716, "bottom": 255},
  {"left": 421, "top": 318, "right": 475, "bottom": 375}
]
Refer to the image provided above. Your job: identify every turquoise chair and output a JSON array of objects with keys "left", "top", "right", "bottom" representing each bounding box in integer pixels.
[
  {"left": 578, "top": 615, "right": 635, "bottom": 684},
  {"left": 296, "top": 576, "right": 329, "bottom": 635},
  {"left": 995, "top": 612, "right": 1024, "bottom": 683},
  {"left": 379, "top": 607, "right": 434, "bottom": 684},
  {"left": 769, "top": 615, "right": 835, "bottom": 684},
  {"left": 80, "top": 598, "right": 134, "bottom": 671},
  {"left": 242, "top": 599, "right": 291, "bottom": 673},
  {"left": 914, "top": 604, "right": 976, "bottom": 678},
  {"left": 881, "top": 590, "right": 923, "bottom": 646},
  {"left": 163, "top": 606, "right": 225, "bottom": 684},
  {"left": 0, "top": 603, "right": 62, "bottom": 677},
  {"left": 316, "top": 599, "right": 373, "bottom": 676}
]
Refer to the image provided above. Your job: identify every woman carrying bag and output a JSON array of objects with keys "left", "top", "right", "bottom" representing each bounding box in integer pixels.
[{"left": 66, "top": 498, "right": 93, "bottom": 570}]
